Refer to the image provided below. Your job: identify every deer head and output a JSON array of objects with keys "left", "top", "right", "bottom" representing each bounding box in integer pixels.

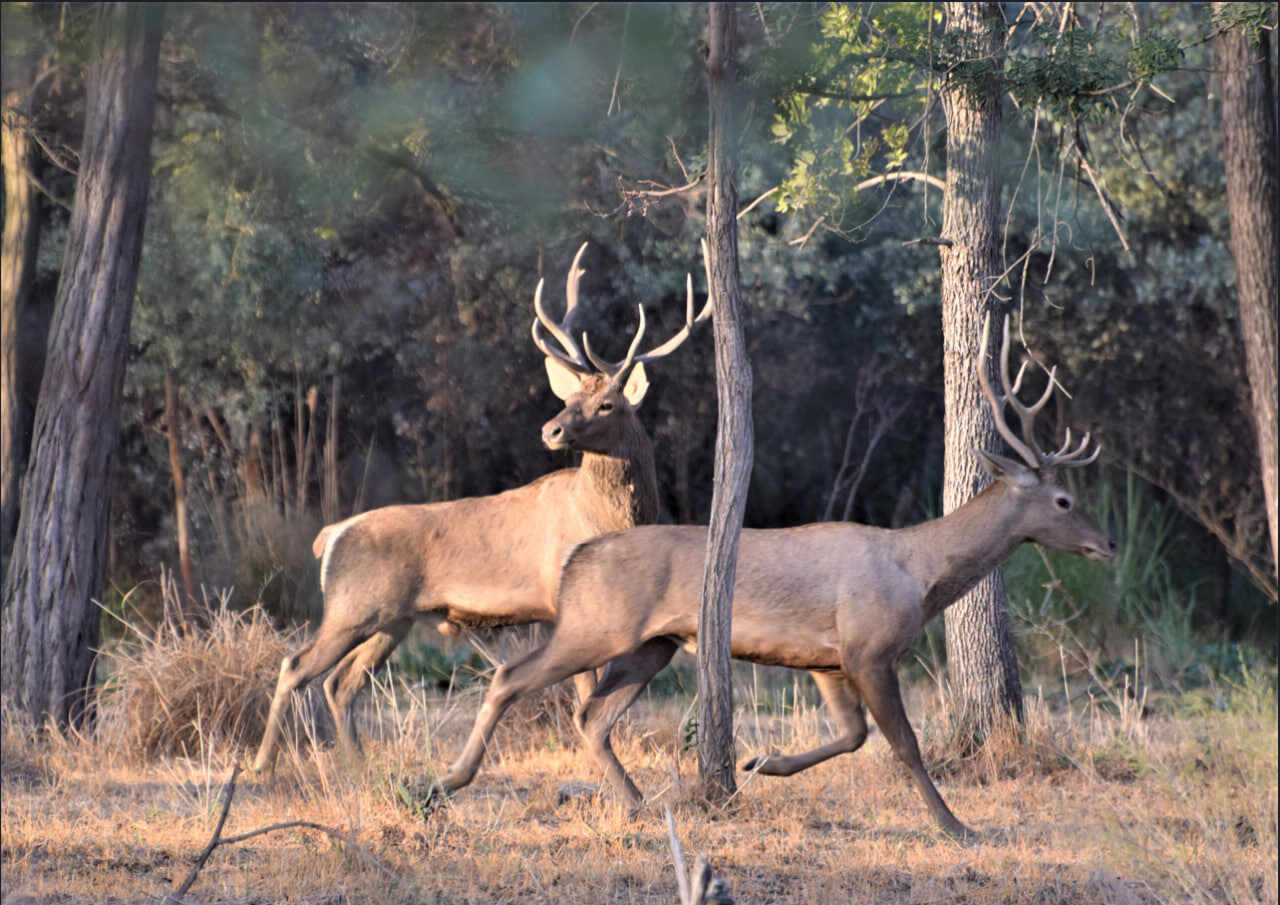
[
  {"left": 533, "top": 242, "right": 712, "bottom": 455},
  {"left": 977, "top": 313, "right": 1115, "bottom": 561}
]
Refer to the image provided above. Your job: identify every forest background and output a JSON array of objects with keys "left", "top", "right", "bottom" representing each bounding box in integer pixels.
[{"left": 2, "top": 1, "right": 1276, "bottom": 688}]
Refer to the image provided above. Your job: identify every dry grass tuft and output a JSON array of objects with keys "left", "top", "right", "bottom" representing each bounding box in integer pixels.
[{"left": 95, "top": 580, "right": 323, "bottom": 762}]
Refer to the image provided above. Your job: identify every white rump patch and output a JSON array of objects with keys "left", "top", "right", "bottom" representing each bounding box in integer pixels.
[{"left": 319, "top": 515, "right": 361, "bottom": 595}]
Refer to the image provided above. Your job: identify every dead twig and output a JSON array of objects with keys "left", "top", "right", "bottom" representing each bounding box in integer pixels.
[
  {"left": 164, "top": 764, "right": 409, "bottom": 903},
  {"left": 665, "top": 805, "right": 734, "bottom": 905}
]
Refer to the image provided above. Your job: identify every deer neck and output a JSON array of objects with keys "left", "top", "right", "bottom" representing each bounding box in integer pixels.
[
  {"left": 576, "top": 419, "right": 659, "bottom": 529},
  {"left": 906, "top": 483, "right": 1025, "bottom": 623}
]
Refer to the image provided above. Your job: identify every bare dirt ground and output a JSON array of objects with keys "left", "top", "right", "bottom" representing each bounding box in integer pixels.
[{"left": 2, "top": 668, "right": 1275, "bottom": 905}]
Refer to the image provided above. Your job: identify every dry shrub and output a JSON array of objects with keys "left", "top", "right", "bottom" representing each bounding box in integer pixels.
[
  {"left": 914, "top": 682, "right": 1085, "bottom": 785},
  {"left": 95, "top": 579, "right": 325, "bottom": 761}
]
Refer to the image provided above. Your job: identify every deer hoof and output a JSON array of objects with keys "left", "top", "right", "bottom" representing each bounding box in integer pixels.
[
  {"left": 394, "top": 776, "right": 448, "bottom": 819},
  {"left": 556, "top": 781, "right": 599, "bottom": 805}
]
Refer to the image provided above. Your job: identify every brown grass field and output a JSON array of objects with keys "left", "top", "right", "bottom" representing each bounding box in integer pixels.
[{"left": 1, "top": 606, "right": 1276, "bottom": 905}]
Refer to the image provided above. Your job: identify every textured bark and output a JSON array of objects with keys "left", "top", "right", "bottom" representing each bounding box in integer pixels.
[
  {"left": 1, "top": 3, "right": 163, "bottom": 727},
  {"left": 1, "top": 65, "right": 44, "bottom": 558},
  {"left": 1213, "top": 11, "right": 1279, "bottom": 578},
  {"left": 697, "top": 1, "right": 752, "bottom": 802},
  {"left": 938, "top": 2, "right": 1024, "bottom": 733}
]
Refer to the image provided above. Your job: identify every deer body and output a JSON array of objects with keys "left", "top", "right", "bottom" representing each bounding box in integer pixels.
[
  {"left": 313, "top": 446, "right": 655, "bottom": 634},
  {"left": 251, "top": 244, "right": 710, "bottom": 774},
  {"left": 425, "top": 315, "right": 1116, "bottom": 839}
]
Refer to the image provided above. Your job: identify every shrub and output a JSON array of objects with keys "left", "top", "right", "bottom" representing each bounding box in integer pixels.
[{"left": 95, "top": 576, "right": 323, "bottom": 761}]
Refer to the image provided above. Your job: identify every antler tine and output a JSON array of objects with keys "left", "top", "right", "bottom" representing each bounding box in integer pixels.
[
  {"left": 1042, "top": 429, "right": 1102, "bottom": 468},
  {"left": 564, "top": 241, "right": 589, "bottom": 318},
  {"left": 980, "top": 312, "right": 1101, "bottom": 471},
  {"left": 531, "top": 244, "right": 595, "bottom": 374},
  {"left": 582, "top": 242, "right": 716, "bottom": 384},
  {"left": 629, "top": 272, "right": 715, "bottom": 369},
  {"left": 979, "top": 313, "right": 1045, "bottom": 469},
  {"left": 583, "top": 304, "right": 647, "bottom": 376}
]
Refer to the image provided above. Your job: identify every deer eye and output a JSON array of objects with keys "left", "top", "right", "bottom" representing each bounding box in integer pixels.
[
  {"left": 1054, "top": 494, "right": 1072, "bottom": 511},
  {"left": 598, "top": 401, "right": 615, "bottom": 414}
]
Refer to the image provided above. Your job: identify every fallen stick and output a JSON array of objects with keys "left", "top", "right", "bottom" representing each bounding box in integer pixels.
[{"left": 164, "top": 764, "right": 406, "bottom": 903}]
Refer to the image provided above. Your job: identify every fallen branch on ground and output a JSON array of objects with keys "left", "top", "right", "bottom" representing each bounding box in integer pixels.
[
  {"left": 665, "top": 805, "right": 734, "bottom": 905},
  {"left": 163, "top": 764, "right": 408, "bottom": 903}
]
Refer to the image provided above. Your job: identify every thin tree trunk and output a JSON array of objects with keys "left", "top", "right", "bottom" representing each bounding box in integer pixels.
[
  {"left": 696, "top": 0, "right": 753, "bottom": 802},
  {"left": 323, "top": 371, "right": 341, "bottom": 523},
  {"left": 165, "top": 370, "right": 197, "bottom": 608},
  {"left": 1, "top": 61, "right": 45, "bottom": 558},
  {"left": 1214, "top": 9, "right": 1279, "bottom": 579},
  {"left": 0, "top": 3, "right": 163, "bottom": 728},
  {"left": 938, "top": 1, "right": 1024, "bottom": 735}
]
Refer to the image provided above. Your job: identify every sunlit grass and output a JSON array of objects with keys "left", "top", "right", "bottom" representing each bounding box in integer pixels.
[{"left": 3, "top": 618, "right": 1274, "bottom": 904}]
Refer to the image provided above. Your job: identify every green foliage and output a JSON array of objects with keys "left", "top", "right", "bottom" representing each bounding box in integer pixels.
[
  {"left": 1211, "top": 2, "right": 1277, "bottom": 41},
  {"left": 391, "top": 640, "right": 486, "bottom": 690},
  {"left": 769, "top": 3, "right": 931, "bottom": 219},
  {"left": 14, "top": 2, "right": 1253, "bottom": 652}
]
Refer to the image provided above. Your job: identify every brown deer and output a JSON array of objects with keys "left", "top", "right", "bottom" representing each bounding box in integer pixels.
[
  {"left": 421, "top": 314, "right": 1115, "bottom": 839},
  {"left": 251, "top": 243, "right": 712, "bottom": 773}
]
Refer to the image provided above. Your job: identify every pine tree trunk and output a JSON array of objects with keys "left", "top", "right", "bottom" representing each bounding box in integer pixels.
[
  {"left": 0, "top": 3, "right": 163, "bottom": 728},
  {"left": 938, "top": 1, "right": 1024, "bottom": 735},
  {"left": 1, "top": 64, "right": 44, "bottom": 558},
  {"left": 1213, "top": 10, "right": 1279, "bottom": 579},
  {"left": 697, "top": 0, "right": 752, "bottom": 802}
]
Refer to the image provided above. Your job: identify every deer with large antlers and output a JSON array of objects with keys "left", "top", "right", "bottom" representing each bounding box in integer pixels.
[
  {"left": 251, "top": 243, "right": 712, "bottom": 774},
  {"left": 421, "top": 313, "right": 1115, "bottom": 838}
]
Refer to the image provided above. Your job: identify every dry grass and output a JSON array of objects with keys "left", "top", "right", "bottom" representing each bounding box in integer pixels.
[
  {"left": 93, "top": 584, "right": 327, "bottom": 761},
  {"left": 1, "top": 612, "right": 1275, "bottom": 905}
]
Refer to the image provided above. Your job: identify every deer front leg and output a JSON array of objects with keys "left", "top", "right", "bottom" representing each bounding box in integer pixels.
[
  {"left": 574, "top": 638, "right": 679, "bottom": 809},
  {"left": 429, "top": 640, "right": 588, "bottom": 800},
  {"left": 741, "top": 670, "right": 869, "bottom": 776},
  {"left": 855, "top": 663, "right": 975, "bottom": 840}
]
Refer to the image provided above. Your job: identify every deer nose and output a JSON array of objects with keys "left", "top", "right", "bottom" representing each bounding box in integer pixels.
[{"left": 542, "top": 421, "right": 567, "bottom": 449}]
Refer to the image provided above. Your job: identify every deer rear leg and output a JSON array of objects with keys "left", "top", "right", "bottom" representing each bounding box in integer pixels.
[
  {"left": 322, "top": 619, "right": 411, "bottom": 759},
  {"left": 251, "top": 621, "right": 372, "bottom": 774},
  {"left": 741, "top": 670, "right": 868, "bottom": 776},
  {"left": 574, "top": 638, "right": 679, "bottom": 809},
  {"left": 855, "top": 662, "right": 974, "bottom": 839}
]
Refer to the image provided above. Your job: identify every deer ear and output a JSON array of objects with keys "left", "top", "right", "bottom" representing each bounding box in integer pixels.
[
  {"left": 976, "top": 448, "right": 1039, "bottom": 487},
  {"left": 545, "top": 357, "right": 584, "bottom": 401},
  {"left": 622, "top": 362, "right": 649, "bottom": 406}
]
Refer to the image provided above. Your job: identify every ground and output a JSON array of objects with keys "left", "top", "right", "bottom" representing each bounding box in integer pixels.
[{"left": 1, "top": 664, "right": 1275, "bottom": 905}]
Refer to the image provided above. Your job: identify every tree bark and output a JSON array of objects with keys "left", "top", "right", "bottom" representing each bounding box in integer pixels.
[
  {"left": 696, "top": 1, "right": 752, "bottom": 802},
  {"left": 1, "top": 53, "right": 44, "bottom": 559},
  {"left": 1214, "top": 9, "right": 1278, "bottom": 579},
  {"left": 1, "top": 3, "right": 163, "bottom": 728},
  {"left": 938, "top": 2, "right": 1024, "bottom": 735}
]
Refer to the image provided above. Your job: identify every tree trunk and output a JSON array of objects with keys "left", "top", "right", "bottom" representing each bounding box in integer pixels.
[
  {"left": 1214, "top": 9, "right": 1279, "bottom": 579},
  {"left": 696, "top": 1, "right": 752, "bottom": 802},
  {"left": 1, "top": 3, "right": 163, "bottom": 728},
  {"left": 938, "top": 1, "right": 1024, "bottom": 735},
  {"left": 165, "top": 370, "right": 197, "bottom": 608},
  {"left": 1, "top": 57, "right": 45, "bottom": 559},
  {"left": 323, "top": 370, "right": 341, "bottom": 524}
]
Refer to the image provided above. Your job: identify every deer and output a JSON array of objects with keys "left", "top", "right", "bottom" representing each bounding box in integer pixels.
[
  {"left": 419, "top": 313, "right": 1116, "bottom": 839},
  {"left": 251, "top": 242, "right": 713, "bottom": 774}
]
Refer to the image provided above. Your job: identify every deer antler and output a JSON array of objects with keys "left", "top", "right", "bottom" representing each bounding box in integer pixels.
[
  {"left": 978, "top": 312, "right": 1100, "bottom": 470},
  {"left": 531, "top": 242, "right": 594, "bottom": 374},
  {"left": 584, "top": 238, "right": 715, "bottom": 388}
]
